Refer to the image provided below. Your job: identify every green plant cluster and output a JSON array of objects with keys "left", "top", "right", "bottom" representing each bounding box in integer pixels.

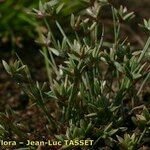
[
  {"left": 0, "top": 0, "right": 40, "bottom": 49},
  {"left": 1, "top": 0, "right": 150, "bottom": 149}
]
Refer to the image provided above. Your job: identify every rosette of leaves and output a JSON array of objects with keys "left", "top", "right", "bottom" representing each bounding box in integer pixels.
[{"left": 117, "top": 133, "right": 139, "bottom": 150}]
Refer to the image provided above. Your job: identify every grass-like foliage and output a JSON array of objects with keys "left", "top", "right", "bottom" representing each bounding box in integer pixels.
[
  {"left": 2, "top": 0, "right": 150, "bottom": 149},
  {"left": 0, "top": 1, "right": 40, "bottom": 49}
]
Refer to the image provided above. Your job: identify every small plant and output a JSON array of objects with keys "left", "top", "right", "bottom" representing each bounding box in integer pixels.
[
  {"left": 117, "top": 133, "right": 138, "bottom": 150},
  {"left": 0, "top": 1, "right": 40, "bottom": 49},
  {"left": 2, "top": 0, "right": 150, "bottom": 149},
  {"left": 140, "top": 18, "right": 150, "bottom": 32}
]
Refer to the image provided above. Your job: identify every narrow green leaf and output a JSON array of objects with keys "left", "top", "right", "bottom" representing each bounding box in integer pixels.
[
  {"left": 48, "top": 47, "right": 60, "bottom": 56},
  {"left": 56, "top": 3, "right": 64, "bottom": 14},
  {"left": 137, "top": 72, "right": 150, "bottom": 95},
  {"left": 56, "top": 21, "right": 72, "bottom": 48},
  {"left": 114, "top": 62, "right": 124, "bottom": 72},
  {"left": 2, "top": 60, "right": 11, "bottom": 74},
  {"left": 138, "top": 37, "right": 150, "bottom": 63}
]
